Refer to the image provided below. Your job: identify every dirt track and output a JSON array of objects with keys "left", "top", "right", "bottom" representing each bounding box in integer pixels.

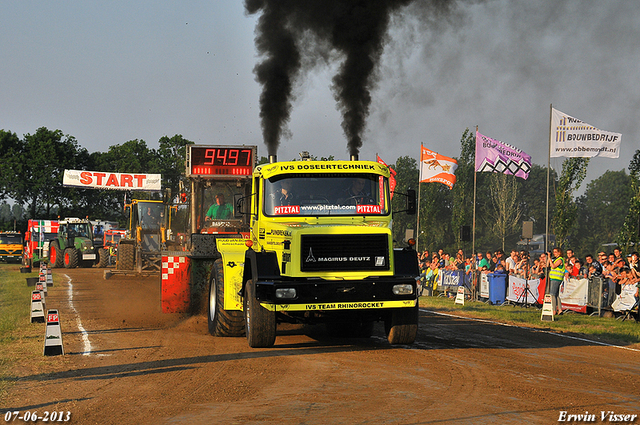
[{"left": 4, "top": 267, "right": 640, "bottom": 424}]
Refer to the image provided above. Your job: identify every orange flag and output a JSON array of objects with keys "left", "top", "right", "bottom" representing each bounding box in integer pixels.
[{"left": 419, "top": 146, "right": 458, "bottom": 189}]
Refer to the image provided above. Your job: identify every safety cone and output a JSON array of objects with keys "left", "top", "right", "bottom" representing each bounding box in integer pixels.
[
  {"left": 30, "top": 291, "right": 46, "bottom": 323},
  {"left": 43, "top": 310, "right": 64, "bottom": 356},
  {"left": 541, "top": 294, "right": 555, "bottom": 321}
]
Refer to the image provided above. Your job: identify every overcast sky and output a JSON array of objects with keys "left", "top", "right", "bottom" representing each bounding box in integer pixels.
[{"left": 2, "top": 0, "right": 638, "bottom": 191}]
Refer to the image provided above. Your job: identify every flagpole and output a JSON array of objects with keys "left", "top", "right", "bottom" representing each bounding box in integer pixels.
[
  {"left": 472, "top": 126, "right": 477, "bottom": 264},
  {"left": 416, "top": 145, "right": 422, "bottom": 252},
  {"left": 545, "top": 104, "right": 552, "bottom": 255}
]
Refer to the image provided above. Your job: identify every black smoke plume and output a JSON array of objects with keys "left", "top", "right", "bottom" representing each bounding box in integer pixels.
[{"left": 246, "top": 0, "right": 414, "bottom": 157}]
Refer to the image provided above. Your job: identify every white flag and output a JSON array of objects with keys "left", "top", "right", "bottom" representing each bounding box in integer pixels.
[{"left": 550, "top": 108, "right": 621, "bottom": 158}]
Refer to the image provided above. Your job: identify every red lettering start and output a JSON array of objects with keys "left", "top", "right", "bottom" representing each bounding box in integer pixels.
[{"left": 78, "top": 172, "right": 147, "bottom": 188}]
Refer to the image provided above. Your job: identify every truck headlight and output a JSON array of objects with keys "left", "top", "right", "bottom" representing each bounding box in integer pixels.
[
  {"left": 392, "top": 284, "right": 413, "bottom": 295},
  {"left": 275, "top": 288, "right": 297, "bottom": 299}
]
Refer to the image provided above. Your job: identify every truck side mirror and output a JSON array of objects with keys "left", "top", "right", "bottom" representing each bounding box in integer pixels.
[
  {"left": 406, "top": 189, "right": 416, "bottom": 215},
  {"left": 234, "top": 194, "right": 248, "bottom": 218}
]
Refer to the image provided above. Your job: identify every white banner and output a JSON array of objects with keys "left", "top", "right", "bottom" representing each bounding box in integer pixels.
[
  {"left": 63, "top": 170, "right": 162, "bottom": 191},
  {"left": 550, "top": 108, "right": 621, "bottom": 158},
  {"left": 507, "top": 276, "right": 540, "bottom": 304},
  {"left": 479, "top": 273, "right": 489, "bottom": 298},
  {"left": 611, "top": 284, "right": 638, "bottom": 312},
  {"left": 559, "top": 277, "right": 589, "bottom": 312}
]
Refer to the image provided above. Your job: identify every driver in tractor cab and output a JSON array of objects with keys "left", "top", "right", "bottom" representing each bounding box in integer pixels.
[
  {"left": 142, "top": 206, "right": 160, "bottom": 229},
  {"left": 205, "top": 193, "right": 233, "bottom": 220}
]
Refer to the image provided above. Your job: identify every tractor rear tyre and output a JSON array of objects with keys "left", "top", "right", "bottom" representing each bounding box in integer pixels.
[
  {"left": 117, "top": 243, "right": 135, "bottom": 270},
  {"left": 63, "top": 248, "right": 79, "bottom": 269},
  {"left": 244, "top": 279, "right": 276, "bottom": 348},
  {"left": 98, "top": 248, "right": 109, "bottom": 268},
  {"left": 49, "top": 241, "right": 64, "bottom": 268},
  {"left": 384, "top": 304, "right": 419, "bottom": 345},
  {"left": 208, "top": 259, "right": 245, "bottom": 337}
]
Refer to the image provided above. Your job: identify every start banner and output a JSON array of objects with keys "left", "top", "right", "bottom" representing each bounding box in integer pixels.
[{"left": 63, "top": 170, "right": 162, "bottom": 191}]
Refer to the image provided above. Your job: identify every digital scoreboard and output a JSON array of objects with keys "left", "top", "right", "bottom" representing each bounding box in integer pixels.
[{"left": 186, "top": 145, "right": 257, "bottom": 178}]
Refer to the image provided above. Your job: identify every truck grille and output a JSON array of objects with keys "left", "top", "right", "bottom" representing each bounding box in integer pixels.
[{"left": 300, "top": 234, "right": 389, "bottom": 272}]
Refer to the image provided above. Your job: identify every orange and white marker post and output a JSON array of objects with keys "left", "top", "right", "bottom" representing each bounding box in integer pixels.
[
  {"left": 30, "top": 291, "right": 46, "bottom": 323},
  {"left": 454, "top": 286, "right": 465, "bottom": 306},
  {"left": 37, "top": 273, "right": 47, "bottom": 294},
  {"left": 44, "top": 309, "right": 64, "bottom": 356},
  {"left": 46, "top": 266, "right": 54, "bottom": 286},
  {"left": 541, "top": 294, "right": 554, "bottom": 322}
]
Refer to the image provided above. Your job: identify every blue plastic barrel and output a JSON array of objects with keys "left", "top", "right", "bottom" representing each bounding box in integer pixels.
[{"left": 488, "top": 273, "right": 507, "bottom": 305}]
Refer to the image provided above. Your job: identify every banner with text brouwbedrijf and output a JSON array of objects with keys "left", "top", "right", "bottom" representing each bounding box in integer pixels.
[
  {"left": 550, "top": 108, "right": 622, "bottom": 158},
  {"left": 63, "top": 170, "right": 162, "bottom": 191}
]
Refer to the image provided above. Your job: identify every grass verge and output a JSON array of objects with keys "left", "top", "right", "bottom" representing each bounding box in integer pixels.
[
  {"left": 0, "top": 264, "right": 44, "bottom": 404},
  {"left": 419, "top": 295, "right": 640, "bottom": 346}
]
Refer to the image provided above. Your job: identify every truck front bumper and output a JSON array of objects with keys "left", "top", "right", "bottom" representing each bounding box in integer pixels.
[{"left": 255, "top": 277, "right": 417, "bottom": 312}]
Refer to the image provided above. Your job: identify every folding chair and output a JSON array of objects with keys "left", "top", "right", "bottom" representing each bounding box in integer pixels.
[{"left": 616, "top": 298, "right": 639, "bottom": 322}]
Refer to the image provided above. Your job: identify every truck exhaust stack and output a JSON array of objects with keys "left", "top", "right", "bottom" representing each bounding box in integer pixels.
[
  {"left": 269, "top": 155, "right": 277, "bottom": 163},
  {"left": 350, "top": 154, "right": 359, "bottom": 161}
]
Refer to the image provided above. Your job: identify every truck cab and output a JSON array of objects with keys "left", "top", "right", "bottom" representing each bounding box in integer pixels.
[
  {"left": 0, "top": 231, "right": 23, "bottom": 263},
  {"left": 238, "top": 159, "right": 419, "bottom": 347}
]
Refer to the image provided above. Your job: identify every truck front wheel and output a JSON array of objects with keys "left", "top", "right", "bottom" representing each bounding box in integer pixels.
[
  {"left": 208, "top": 259, "right": 245, "bottom": 337},
  {"left": 244, "top": 279, "right": 276, "bottom": 348},
  {"left": 49, "top": 241, "right": 64, "bottom": 268},
  {"left": 385, "top": 304, "right": 418, "bottom": 345},
  {"left": 63, "top": 248, "right": 79, "bottom": 269}
]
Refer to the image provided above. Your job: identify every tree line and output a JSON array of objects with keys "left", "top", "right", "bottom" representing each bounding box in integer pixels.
[
  {"left": 1, "top": 126, "right": 639, "bottom": 258},
  {"left": 390, "top": 129, "right": 640, "bottom": 257},
  {"left": 0, "top": 127, "right": 192, "bottom": 230}
]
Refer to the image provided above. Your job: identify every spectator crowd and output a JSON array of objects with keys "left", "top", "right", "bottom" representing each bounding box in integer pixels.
[{"left": 417, "top": 246, "right": 639, "bottom": 320}]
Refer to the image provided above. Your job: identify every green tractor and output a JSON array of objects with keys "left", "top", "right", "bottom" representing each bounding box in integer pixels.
[{"left": 49, "top": 218, "right": 103, "bottom": 268}]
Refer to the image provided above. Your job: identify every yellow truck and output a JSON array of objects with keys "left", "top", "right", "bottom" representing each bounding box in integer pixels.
[
  {"left": 175, "top": 145, "right": 419, "bottom": 348},
  {"left": 0, "top": 231, "right": 23, "bottom": 263}
]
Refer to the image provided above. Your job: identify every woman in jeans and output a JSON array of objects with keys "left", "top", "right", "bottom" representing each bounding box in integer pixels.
[{"left": 548, "top": 248, "right": 566, "bottom": 315}]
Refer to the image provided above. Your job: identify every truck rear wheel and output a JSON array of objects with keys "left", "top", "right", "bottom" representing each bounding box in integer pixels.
[
  {"left": 208, "top": 259, "right": 245, "bottom": 337},
  {"left": 117, "top": 243, "right": 134, "bottom": 270},
  {"left": 49, "top": 241, "right": 64, "bottom": 268},
  {"left": 244, "top": 279, "right": 276, "bottom": 348},
  {"left": 385, "top": 304, "right": 418, "bottom": 345},
  {"left": 98, "top": 248, "right": 109, "bottom": 268},
  {"left": 63, "top": 248, "right": 79, "bottom": 269}
]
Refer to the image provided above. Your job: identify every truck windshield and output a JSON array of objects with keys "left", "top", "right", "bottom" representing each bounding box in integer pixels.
[
  {"left": 0, "top": 235, "right": 21, "bottom": 244},
  {"left": 264, "top": 173, "right": 388, "bottom": 217}
]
